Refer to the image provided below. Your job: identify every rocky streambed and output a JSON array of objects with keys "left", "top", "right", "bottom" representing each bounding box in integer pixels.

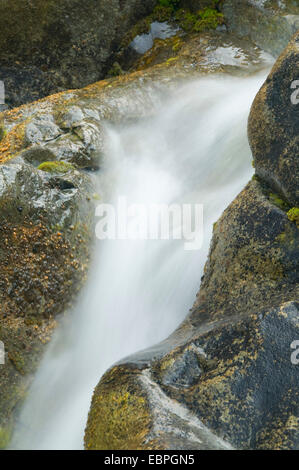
[
  {"left": 0, "top": 0, "right": 298, "bottom": 450},
  {"left": 84, "top": 31, "right": 299, "bottom": 451}
]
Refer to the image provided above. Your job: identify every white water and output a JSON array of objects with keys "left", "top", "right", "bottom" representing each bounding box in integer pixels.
[{"left": 12, "top": 74, "right": 266, "bottom": 450}]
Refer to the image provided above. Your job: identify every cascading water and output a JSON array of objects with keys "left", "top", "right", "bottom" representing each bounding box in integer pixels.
[{"left": 11, "top": 73, "right": 268, "bottom": 450}]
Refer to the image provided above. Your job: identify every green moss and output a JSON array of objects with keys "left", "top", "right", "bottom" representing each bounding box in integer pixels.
[
  {"left": 193, "top": 8, "right": 224, "bottom": 32},
  {"left": 107, "top": 62, "right": 124, "bottom": 78},
  {"left": 175, "top": 9, "right": 197, "bottom": 31},
  {"left": 85, "top": 368, "right": 151, "bottom": 450},
  {"left": 121, "top": 5, "right": 175, "bottom": 49},
  {"left": 276, "top": 232, "right": 286, "bottom": 243},
  {"left": 172, "top": 37, "right": 183, "bottom": 52},
  {"left": 157, "top": 0, "right": 180, "bottom": 10},
  {"left": 175, "top": 7, "right": 224, "bottom": 33},
  {"left": 0, "top": 125, "right": 7, "bottom": 142},
  {"left": 122, "top": 2, "right": 224, "bottom": 49},
  {"left": 8, "top": 350, "right": 26, "bottom": 375},
  {"left": 275, "top": 222, "right": 298, "bottom": 247},
  {"left": 287, "top": 207, "right": 299, "bottom": 227},
  {"left": 0, "top": 425, "right": 12, "bottom": 449},
  {"left": 165, "top": 56, "right": 178, "bottom": 65},
  {"left": 152, "top": 5, "right": 174, "bottom": 22},
  {"left": 37, "top": 161, "right": 76, "bottom": 174},
  {"left": 269, "top": 193, "right": 290, "bottom": 211}
]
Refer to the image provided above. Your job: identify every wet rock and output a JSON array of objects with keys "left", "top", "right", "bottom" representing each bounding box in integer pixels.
[
  {"left": 130, "top": 22, "right": 180, "bottom": 55},
  {"left": 0, "top": 97, "right": 106, "bottom": 445},
  {"left": 222, "top": 0, "right": 299, "bottom": 57},
  {"left": 193, "top": 179, "right": 299, "bottom": 321},
  {"left": 133, "top": 31, "right": 273, "bottom": 74},
  {"left": 248, "top": 31, "right": 299, "bottom": 206},
  {"left": 0, "top": 158, "right": 97, "bottom": 446},
  {"left": 0, "top": 28, "right": 274, "bottom": 173},
  {"left": 160, "top": 349, "right": 203, "bottom": 388},
  {"left": 84, "top": 364, "right": 233, "bottom": 450}
]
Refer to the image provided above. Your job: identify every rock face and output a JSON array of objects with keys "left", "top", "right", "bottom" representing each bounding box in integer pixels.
[
  {"left": 132, "top": 30, "right": 273, "bottom": 74},
  {"left": 0, "top": 106, "right": 99, "bottom": 446},
  {"left": 248, "top": 31, "right": 299, "bottom": 207},
  {"left": 0, "top": 0, "right": 156, "bottom": 108},
  {"left": 84, "top": 35, "right": 299, "bottom": 450},
  {"left": 0, "top": 161, "right": 96, "bottom": 446},
  {"left": 222, "top": 0, "right": 299, "bottom": 56}
]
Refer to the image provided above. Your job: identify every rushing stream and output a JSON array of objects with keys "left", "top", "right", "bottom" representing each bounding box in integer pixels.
[{"left": 11, "top": 73, "right": 268, "bottom": 450}]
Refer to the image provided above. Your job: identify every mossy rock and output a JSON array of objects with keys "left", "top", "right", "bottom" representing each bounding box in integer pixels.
[
  {"left": 0, "top": 95, "right": 99, "bottom": 444},
  {"left": 0, "top": 425, "right": 12, "bottom": 449},
  {"left": 287, "top": 207, "right": 299, "bottom": 228},
  {"left": 194, "top": 179, "right": 299, "bottom": 321},
  {"left": 0, "top": 121, "right": 6, "bottom": 142},
  {"left": 248, "top": 31, "right": 299, "bottom": 207},
  {"left": 175, "top": 7, "right": 224, "bottom": 33},
  {"left": 0, "top": 159, "right": 97, "bottom": 442},
  {"left": 85, "top": 367, "right": 153, "bottom": 450},
  {"left": 37, "top": 161, "right": 77, "bottom": 174}
]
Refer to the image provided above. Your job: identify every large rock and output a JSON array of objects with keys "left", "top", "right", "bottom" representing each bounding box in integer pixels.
[
  {"left": 222, "top": 0, "right": 299, "bottom": 56},
  {"left": 248, "top": 31, "right": 299, "bottom": 207},
  {"left": 84, "top": 36, "right": 299, "bottom": 451},
  {"left": 0, "top": 0, "right": 156, "bottom": 108},
  {"left": 132, "top": 30, "right": 273, "bottom": 74},
  {"left": 0, "top": 102, "right": 102, "bottom": 445},
  {"left": 0, "top": 160, "right": 97, "bottom": 447}
]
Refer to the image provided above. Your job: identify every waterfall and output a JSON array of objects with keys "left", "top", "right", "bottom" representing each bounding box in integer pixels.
[{"left": 11, "top": 73, "right": 268, "bottom": 450}]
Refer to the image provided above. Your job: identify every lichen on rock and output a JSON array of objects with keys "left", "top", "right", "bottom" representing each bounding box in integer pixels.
[{"left": 248, "top": 31, "right": 299, "bottom": 207}]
